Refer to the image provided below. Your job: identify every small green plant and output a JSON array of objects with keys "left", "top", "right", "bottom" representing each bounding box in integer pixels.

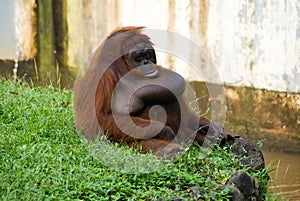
[
  {"left": 0, "top": 78, "right": 282, "bottom": 200},
  {"left": 256, "top": 139, "right": 265, "bottom": 148}
]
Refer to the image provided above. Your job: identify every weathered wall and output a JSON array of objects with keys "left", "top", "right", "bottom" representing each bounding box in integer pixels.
[
  {"left": 207, "top": 1, "right": 300, "bottom": 93},
  {"left": 0, "top": 0, "right": 36, "bottom": 80},
  {"left": 1, "top": 0, "right": 299, "bottom": 92},
  {"left": 65, "top": 0, "right": 300, "bottom": 93},
  {"left": 0, "top": 0, "right": 17, "bottom": 60},
  {"left": 0, "top": 0, "right": 36, "bottom": 60},
  {"left": 66, "top": 0, "right": 120, "bottom": 69}
]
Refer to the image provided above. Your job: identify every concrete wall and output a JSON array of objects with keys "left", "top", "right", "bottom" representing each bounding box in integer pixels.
[
  {"left": 65, "top": 0, "right": 300, "bottom": 93},
  {"left": 0, "top": 0, "right": 36, "bottom": 80},
  {"left": 1, "top": 0, "right": 299, "bottom": 92},
  {"left": 0, "top": 0, "right": 16, "bottom": 60},
  {"left": 0, "top": 0, "right": 36, "bottom": 60}
]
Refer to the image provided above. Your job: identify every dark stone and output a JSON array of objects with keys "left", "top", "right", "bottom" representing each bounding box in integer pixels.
[
  {"left": 225, "top": 171, "right": 260, "bottom": 201},
  {"left": 228, "top": 187, "right": 243, "bottom": 201},
  {"left": 164, "top": 171, "right": 261, "bottom": 200},
  {"left": 231, "top": 138, "right": 265, "bottom": 170}
]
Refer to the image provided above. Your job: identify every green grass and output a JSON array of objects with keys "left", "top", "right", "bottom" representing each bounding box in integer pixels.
[{"left": 0, "top": 78, "right": 282, "bottom": 200}]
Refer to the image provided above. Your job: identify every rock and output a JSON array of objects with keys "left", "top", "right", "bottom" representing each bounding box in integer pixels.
[
  {"left": 168, "top": 171, "right": 261, "bottom": 201},
  {"left": 231, "top": 138, "right": 265, "bottom": 170},
  {"left": 225, "top": 171, "right": 260, "bottom": 201},
  {"left": 228, "top": 187, "right": 243, "bottom": 201}
]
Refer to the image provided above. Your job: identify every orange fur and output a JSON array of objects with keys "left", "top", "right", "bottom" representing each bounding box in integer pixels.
[{"left": 73, "top": 27, "right": 220, "bottom": 156}]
